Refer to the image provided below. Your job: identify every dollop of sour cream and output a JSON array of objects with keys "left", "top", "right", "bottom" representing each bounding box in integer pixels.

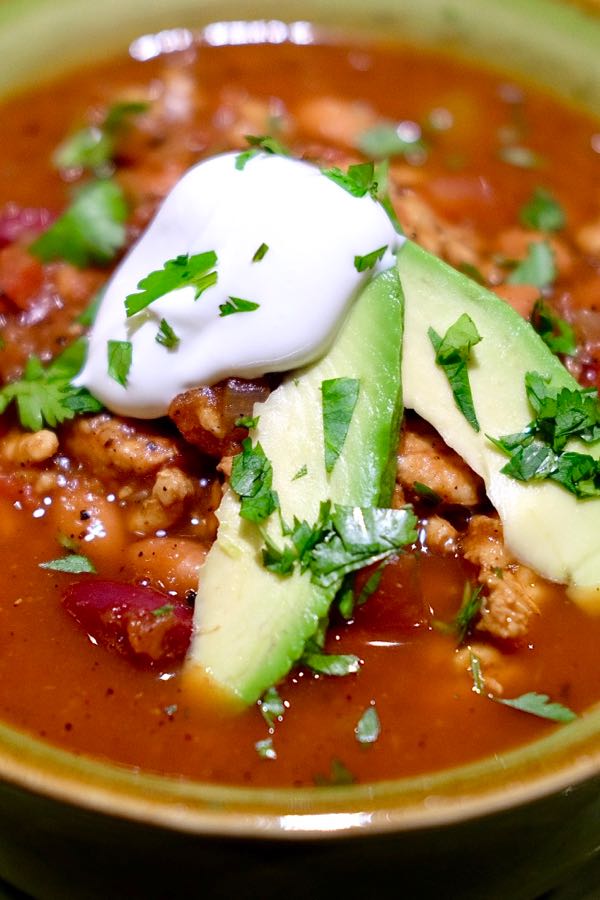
[{"left": 76, "top": 152, "right": 403, "bottom": 418}]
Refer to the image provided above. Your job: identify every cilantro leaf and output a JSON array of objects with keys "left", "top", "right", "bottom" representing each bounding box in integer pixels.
[
  {"left": 321, "top": 377, "right": 360, "bottom": 473},
  {"left": 125, "top": 251, "right": 218, "bottom": 317},
  {"left": 497, "top": 691, "right": 577, "bottom": 723},
  {"left": 429, "top": 313, "right": 482, "bottom": 431},
  {"left": 39, "top": 554, "right": 96, "bottom": 574},
  {"left": 31, "top": 179, "right": 127, "bottom": 268},
  {"left": 355, "top": 705, "right": 381, "bottom": 744},
  {"left": 259, "top": 685, "right": 285, "bottom": 727},
  {"left": 507, "top": 240, "right": 556, "bottom": 289},
  {"left": 155, "top": 318, "right": 180, "bottom": 349},
  {"left": 107, "top": 339, "right": 132, "bottom": 386},
  {"left": 0, "top": 338, "right": 102, "bottom": 431},
  {"left": 252, "top": 242, "right": 269, "bottom": 262},
  {"left": 53, "top": 100, "right": 148, "bottom": 172},
  {"left": 292, "top": 464, "right": 308, "bottom": 481},
  {"left": 453, "top": 582, "right": 484, "bottom": 643},
  {"left": 356, "top": 123, "right": 427, "bottom": 160},
  {"left": 519, "top": 187, "right": 565, "bottom": 232},
  {"left": 498, "top": 145, "right": 543, "bottom": 169},
  {"left": 301, "top": 649, "right": 361, "bottom": 676},
  {"left": 530, "top": 299, "right": 576, "bottom": 356},
  {"left": 219, "top": 296, "right": 260, "bottom": 317},
  {"left": 234, "top": 415, "right": 259, "bottom": 429},
  {"left": 235, "top": 135, "right": 291, "bottom": 170},
  {"left": 230, "top": 439, "right": 279, "bottom": 523},
  {"left": 321, "top": 161, "right": 379, "bottom": 198},
  {"left": 354, "top": 245, "right": 388, "bottom": 273},
  {"left": 255, "top": 737, "right": 277, "bottom": 760}
]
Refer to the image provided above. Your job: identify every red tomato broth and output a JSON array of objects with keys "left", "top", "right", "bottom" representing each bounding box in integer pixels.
[{"left": 0, "top": 36, "right": 597, "bottom": 786}]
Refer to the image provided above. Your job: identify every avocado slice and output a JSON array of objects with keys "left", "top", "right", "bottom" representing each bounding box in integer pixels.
[
  {"left": 397, "top": 240, "right": 600, "bottom": 608},
  {"left": 185, "top": 269, "right": 405, "bottom": 706}
]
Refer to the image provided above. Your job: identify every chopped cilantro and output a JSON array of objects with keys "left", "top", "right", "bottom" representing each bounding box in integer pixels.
[
  {"left": 255, "top": 737, "right": 277, "bottom": 760},
  {"left": 356, "top": 123, "right": 427, "bottom": 160},
  {"left": 469, "top": 651, "right": 576, "bottom": 723},
  {"left": 155, "top": 318, "right": 180, "bottom": 349},
  {"left": 151, "top": 604, "right": 175, "bottom": 618},
  {"left": 219, "top": 296, "right": 260, "bottom": 317},
  {"left": 519, "top": 187, "right": 565, "bottom": 232},
  {"left": 230, "top": 439, "right": 279, "bottom": 523},
  {"left": 0, "top": 338, "right": 102, "bottom": 431},
  {"left": 321, "top": 377, "right": 360, "bottom": 473},
  {"left": 354, "top": 245, "right": 388, "bottom": 273},
  {"left": 453, "top": 582, "right": 484, "bottom": 644},
  {"left": 314, "top": 758, "right": 355, "bottom": 786},
  {"left": 39, "top": 554, "right": 96, "bottom": 574},
  {"left": 107, "top": 339, "right": 132, "bottom": 387},
  {"left": 235, "top": 135, "right": 291, "bottom": 170},
  {"left": 53, "top": 100, "right": 148, "bottom": 173},
  {"left": 412, "top": 481, "right": 441, "bottom": 504},
  {"left": 259, "top": 685, "right": 285, "bottom": 728},
  {"left": 77, "top": 289, "right": 104, "bottom": 327},
  {"left": 507, "top": 240, "right": 556, "bottom": 289},
  {"left": 292, "top": 464, "right": 308, "bottom": 481},
  {"left": 530, "top": 299, "right": 576, "bottom": 356},
  {"left": 301, "top": 646, "right": 361, "bottom": 676},
  {"left": 429, "top": 313, "right": 482, "bottom": 432},
  {"left": 355, "top": 704, "right": 381, "bottom": 744},
  {"left": 234, "top": 415, "right": 259, "bottom": 429},
  {"left": 322, "top": 161, "right": 379, "bottom": 198},
  {"left": 125, "top": 251, "right": 218, "bottom": 317},
  {"left": 30, "top": 179, "right": 127, "bottom": 268},
  {"left": 252, "top": 242, "right": 269, "bottom": 262}
]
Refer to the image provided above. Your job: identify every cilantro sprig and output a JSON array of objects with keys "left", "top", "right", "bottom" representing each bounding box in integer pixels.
[
  {"left": 321, "top": 377, "right": 360, "bottom": 473},
  {"left": 235, "top": 135, "right": 291, "bottom": 170},
  {"left": 429, "top": 313, "right": 482, "bottom": 432},
  {"left": 31, "top": 179, "right": 127, "bottom": 268},
  {"left": 0, "top": 338, "right": 101, "bottom": 431},
  {"left": 230, "top": 439, "right": 280, "bottom": 523},
  {"left": 530, "top": 299, "right": 576, "bottom": 357},
  {"left": 506, "top": 240, "right": 556, "bottom": 290},
  {"left": 519, "top": 187, "right": 565, "bottom": 233},
  {"left": 490, "top": 372, "right": 600, "bottom": 498},
  {"left": 469, "top": 650, "right": 576, "bottom": 723},
  {"left": 125, "top": 251, "right": 218, "bottom": 317},
  {"left": 321, "top": 161, "right": 380, "bottom": 199},
  {"left": 219, "top": 296, "right": 260, "bottom": 317},
  {"left": 53, "top": 100, "right": 149, "bottom": 173}
]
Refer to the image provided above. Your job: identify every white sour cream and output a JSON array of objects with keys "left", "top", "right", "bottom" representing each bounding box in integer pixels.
[{"left": 76, "top": 152, "right": 402, "bottom": 417}]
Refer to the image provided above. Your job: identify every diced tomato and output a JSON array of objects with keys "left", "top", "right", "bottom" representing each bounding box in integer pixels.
[
  {"left": 62, "top": 580, "right": 193, "bottom": 668},
  {"left": 0, "top": 244, "right": 44, "bottom": 309}
]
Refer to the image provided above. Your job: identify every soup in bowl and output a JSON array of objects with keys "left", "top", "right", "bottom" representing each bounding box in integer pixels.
[{"left": 0, "top": 0, "right": 599, "bottom": 897}]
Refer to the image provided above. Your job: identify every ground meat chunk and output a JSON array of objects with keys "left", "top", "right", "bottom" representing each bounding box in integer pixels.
[
  {"left": 460, "top": 514, "right": 545, "bottom": 640},
  {"left": 63, "top": 413, "right": 181, "bottom": 482},
  {"left": 396, "top": 416, "right": 484, "bottom": 507},
  {"left": 169, "top": 377, "right": 271, "bottom": 458}
]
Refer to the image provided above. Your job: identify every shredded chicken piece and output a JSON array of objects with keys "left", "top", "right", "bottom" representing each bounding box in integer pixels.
[
  {"left": 575, "top": 216, "right": 600, "bottom": 257},
  {"left": 423, "top": 515, "right": 458, "bottom": 554},
  {"left": 63, "top": 414, "right": 180, "bottom": 481},
  {"left": 455, "top": 642, "right": 506, "bottom": 695},
  {"left": 1, "top": 428, "right": 58, "bottom": 465},
  {"left": 294, "top": 96, "right": 376, "bottom": 150},
  {"left": 393, "top": 191, "right": 481, "bottom": 268},
  {"left": 460, "top": 515, "right": 545, "bottom": 640},
  {"left": 396, "top": 417, "right": 483, "bottom": 507}
]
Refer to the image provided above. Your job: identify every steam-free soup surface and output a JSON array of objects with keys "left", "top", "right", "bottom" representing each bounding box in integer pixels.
[{"left": 0, "top": 34, "right": 599, "bottom": 786}]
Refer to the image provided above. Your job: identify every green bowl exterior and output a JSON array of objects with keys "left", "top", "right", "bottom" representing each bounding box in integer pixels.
[{"left": 0, "top": 1, "right": 600, "bottom": 897}]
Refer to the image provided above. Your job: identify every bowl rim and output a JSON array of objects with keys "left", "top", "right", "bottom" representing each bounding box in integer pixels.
[{"left": 0, "top": 0, "right": 600, "bottom": 838}]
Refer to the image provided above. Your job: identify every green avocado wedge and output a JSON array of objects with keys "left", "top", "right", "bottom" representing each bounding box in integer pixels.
[
  {"left": 185, "top": 268, "right": 406, "bottom": 706},
  {"left": 397, "top": 240, "right": 600, "bottom": 610}
]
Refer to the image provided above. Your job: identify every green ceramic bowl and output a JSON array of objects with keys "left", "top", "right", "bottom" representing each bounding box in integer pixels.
[{"left": 0, "top": 2, "right": 600, "bottom": 898}]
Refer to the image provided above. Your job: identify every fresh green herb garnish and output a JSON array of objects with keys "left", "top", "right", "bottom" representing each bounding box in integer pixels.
[
  {"left": 252, "top": 242, "right": 269, "bottom": 262},
  {"left": 259, "top": 685, "right": 285, "bottom": 727},
  {"left": 230, "top": 438, "right": 279, "bottom": 523},
  {"left": 235, "top": 135, "right": 291, "bottom": 170},
  {"left": 354, "top": 245, "right": 388, "bottom": 273},
  {"left": 53, "top": 100, "right": 148, "bottom": 172},
  {"left": 125, "top": 251, "right": 218, "bottom": 317},
  {"left": 219, "top": 296, "right": 260, "bottom": 317},
  {"left": 530, "top": 299, "right": 576, "bottom": 356},
  {"left": 234, "top": 415, "right": 259, "bottom": 429},
  {"left": 322, "top": 161, "right": 379, "bottom": 198},
  {"left": 429, "top": 313, "right": 482, "bottom": 432},
  {"left": 77, "top": 289, "right": 104, "bottom": 327},
  {"left": 314, "top": 758, "right": 356, "bottom": 787},
  {"left": 292, "top": 464, "right": 308, "bottom": 481},
  {"left": 31, "top": 179, "right": 127, "bottom": 268},
  {"left": 0, "top": 338, "right": 101, "bottom": 431},
  {"left": 321, "top": 377, "right": 360, "bottom": 473},
  {"left": 356, "top": 123, "right": 427, "bottom": 160},
  {"left": 413, "top": 481, "right": 442, "bottom": 504},
  {"left": 301, "top": 647, "right": 361, "bottom": 676},
  {"left": 519, "top": 187, "right": 565, "bottom": 232},
  {"left": 151, "top": 604, "right": 175, "bottom": 618},
  {"left": 255, "top": 737, "right": 277, "bottom": 760},
  {"left": 469, "top": 651, "right": 576, "bottom": 723},
  {"left": 491, "top": 372, "right": 600, "bottom": 498},
  {"left": 453, "top": 582, "right": 484, "bottom": 644},
  {"left": 507, "top": 240, "right": 556, "bottom": 289},
  {"left": 355, "top": 704, "right": 381, "bottom": 744},
  {"left": 155, "top": 318, "right": 180, "bottom": 349},
  {"left": 107, "top": 339, "right": 132, "bottom": 387},
  {"left": 39, "top": 554, "right": 96, "bottom": 574}
]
